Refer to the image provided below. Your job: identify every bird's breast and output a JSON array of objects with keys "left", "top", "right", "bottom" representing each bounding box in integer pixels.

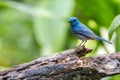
[{"left": 74, "top": 34, "right": 88, "bottom": 40}]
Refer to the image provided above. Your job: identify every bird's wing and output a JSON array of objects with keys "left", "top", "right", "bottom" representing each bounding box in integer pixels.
[{"left": 74, "top": 27, "right": 96, "bottom": 39}]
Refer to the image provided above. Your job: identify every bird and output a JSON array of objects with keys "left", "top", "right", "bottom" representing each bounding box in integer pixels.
[{"left": 69, "top": 17, "right": 112, "bottom": 46}]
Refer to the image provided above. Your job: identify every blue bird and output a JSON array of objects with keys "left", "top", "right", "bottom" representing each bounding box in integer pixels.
[{"left": 69, "top": 17, "right": 112, "bottom": 46}]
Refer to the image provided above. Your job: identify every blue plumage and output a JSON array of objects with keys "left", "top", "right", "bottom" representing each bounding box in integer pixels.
[{"left": 69, "top": 17, "right": 112, "bottom": 46}]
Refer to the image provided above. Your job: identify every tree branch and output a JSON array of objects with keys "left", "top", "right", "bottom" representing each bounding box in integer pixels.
[{"left": 0, "top": 46, "right": 120, "bottom": 80}]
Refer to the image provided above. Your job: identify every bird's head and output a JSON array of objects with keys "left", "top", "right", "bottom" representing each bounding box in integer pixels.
[{"left": 69, "top": 17, "right": 79, "bottom": 26}]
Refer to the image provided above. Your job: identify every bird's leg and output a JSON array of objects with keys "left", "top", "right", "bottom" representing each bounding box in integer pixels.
[
  {"left": 82, "top": 40, "right": 87, "bottom": 46},
  {"left": 79, "top": 40, "right": 84, "bottom": 46}
]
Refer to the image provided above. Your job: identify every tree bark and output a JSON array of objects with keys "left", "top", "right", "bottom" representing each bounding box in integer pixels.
[{"left": 0, "top": 46, "right": 120, "bottom": 80}]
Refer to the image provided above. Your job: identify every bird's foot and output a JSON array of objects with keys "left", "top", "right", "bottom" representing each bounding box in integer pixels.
[
  {"left": 78, "top": 43, "right": 85, "bottom": 47},
  {"left": 75, "top": 45, "right": 85, "bottom": 52}
]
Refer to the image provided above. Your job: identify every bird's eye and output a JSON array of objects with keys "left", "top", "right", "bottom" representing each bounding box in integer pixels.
[{"left": 73, "top": 19, "right": 76, "bottom": 22}]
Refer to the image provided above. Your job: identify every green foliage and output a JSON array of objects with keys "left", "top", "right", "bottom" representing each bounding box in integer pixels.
[
  {"left": 0, "top": 0, "right": 75, "bottom": 67},
  {"left": 75, "top": 0, "right": 115, "bottom": 26},
  {"left": 0, "top": 0, "right": 120, "bottom": 80},
  {"left": 110, "top": 74, "right": 120, "bottom": 80},
  {"left": 109, "top": 15, "right": 120, "bottom": 39},
  {"left": 109, "top": 15, "right": 120, "bottom": 51}
]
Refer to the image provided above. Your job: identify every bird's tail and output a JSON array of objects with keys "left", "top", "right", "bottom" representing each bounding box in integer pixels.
[{"left": 96, "top": 36, "right": 112, "bottom": 44}]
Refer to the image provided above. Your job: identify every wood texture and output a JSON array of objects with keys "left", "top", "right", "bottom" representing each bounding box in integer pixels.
[{"left": 0, "top": 46, "right": 120, "bottom": 80}]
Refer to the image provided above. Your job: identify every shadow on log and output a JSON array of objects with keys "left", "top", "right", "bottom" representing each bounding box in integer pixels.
[{"left": 0, "top": 46, "right": 120, "bottom": 80}]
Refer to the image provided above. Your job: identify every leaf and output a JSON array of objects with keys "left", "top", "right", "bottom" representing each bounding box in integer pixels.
[
  {"left": 108, "top": 15, "right": 120, "bottom": 51},
  {"left": 108, "top": 15, "right": 120, "bottom": 40},
  {"left": 115, "top": 27, "right": 120, "bottom": 51}
]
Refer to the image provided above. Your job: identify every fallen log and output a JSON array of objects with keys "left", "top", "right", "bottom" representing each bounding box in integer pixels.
[{"left": 0, "top": 46, "right": 120, "bottom": 80}]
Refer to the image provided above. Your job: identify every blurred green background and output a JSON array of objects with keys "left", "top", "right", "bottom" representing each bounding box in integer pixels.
[{"left": 0, "top": 0, "right": 120, "bottom": 80}]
